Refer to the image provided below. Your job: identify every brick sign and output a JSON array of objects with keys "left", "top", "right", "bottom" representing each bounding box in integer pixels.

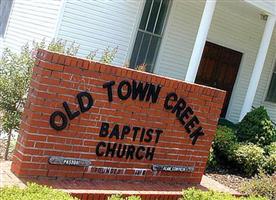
[{"left": 11, "top": 49, "right": 225, "bottom": 183}]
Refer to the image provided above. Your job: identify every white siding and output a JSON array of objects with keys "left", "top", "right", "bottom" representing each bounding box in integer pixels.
[
  {"left": 3, "top": 0, "right": 62, "bottom": 53},
  {"left": 155, "top": 0, "right": 276, "bottom": 123},
  {"left": 154, "top": 0, "right": 205, "bottom": 80},
  {"left": 57, "top": 0, "right": 143, "bottom": 66}
]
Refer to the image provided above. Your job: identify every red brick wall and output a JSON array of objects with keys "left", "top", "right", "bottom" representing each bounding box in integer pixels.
[{"left": 11, "top": 49, "right": 225, "bottom": 184}]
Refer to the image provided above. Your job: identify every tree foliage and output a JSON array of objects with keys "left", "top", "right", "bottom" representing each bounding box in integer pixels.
[{"left": 0, "top": 46, "right": 33, "bottom": 132}]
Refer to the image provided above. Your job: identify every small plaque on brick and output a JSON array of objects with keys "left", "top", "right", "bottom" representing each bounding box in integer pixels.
[
  {"left": 152, "top": 164, "right": 194, "bottom": 172},
  {"left": 48, "top": 156, "right": 90, "bottom": 167}
]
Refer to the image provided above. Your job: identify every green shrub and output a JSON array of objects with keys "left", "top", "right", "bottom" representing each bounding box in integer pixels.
[
  {"left": 218, "top": 118, "right": 237, "bottom": 130},
  {"left": 213, "top": 125, "right": 238, "bottom": 163},
  {"left": 181, "top": 188, "right": 267, "bottom": 200},
  {"left": 241, "top": 172, "right": 276, "bottom": 200},
  {"left": 126, "top": 196, "right": 141, "bottom": 200},
  {"left": 108, "top": 194, "right": 141, "bottom": 200},
  {"left": 207, "top": 147, "right": 218, "bottom": 169},
  {"left": 0, "top": 182, "right": 76, "bottom": 200},
  {"left": 108, "top": 194, "right": 124, "bottom": 200},
  {"left": 233, "top": 143, "right": 265, "bottom": 176},
  {"left": 265, "top": 142, "right": 276, "bottom": 155},
  {"left": 237, "top": 107, "right": 276, "bottom": 146},
  {"left": 47, "top": 39, "right": 80, "bottom": 56},
  {"left": 263, "top": 154, "right": 276, "bottom": 174},
  {"left": 100, "top": 46, "right": 118, "bottom": 64}
]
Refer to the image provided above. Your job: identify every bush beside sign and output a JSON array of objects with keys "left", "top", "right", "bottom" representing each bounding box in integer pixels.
[{"left": 11, "top": 49, "right": 225, "bottom": 183}]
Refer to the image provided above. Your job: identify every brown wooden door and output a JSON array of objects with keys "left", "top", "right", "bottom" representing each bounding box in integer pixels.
[{"left": 195, "top": 41, "right": 242, "bottom": 117}]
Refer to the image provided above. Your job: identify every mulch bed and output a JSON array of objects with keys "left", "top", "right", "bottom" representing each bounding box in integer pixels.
[{"left": 205, "top": 167, "right": 252, "bottom": 192}]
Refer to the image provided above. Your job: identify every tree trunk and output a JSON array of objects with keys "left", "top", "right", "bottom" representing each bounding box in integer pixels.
[{"left": 4, "top": 129, "right": 12, "bottom": 160}]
